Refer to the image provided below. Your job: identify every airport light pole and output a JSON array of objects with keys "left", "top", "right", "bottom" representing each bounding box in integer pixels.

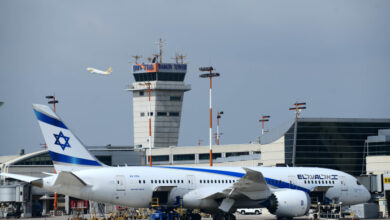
[
  {"left": 139, "top": 82, "right": 153, "bottom": 166},
  {"left": 289, "top": 102, "right": 306, "bottom": 167},
  {"left": 259, "top": 115, "right": 270, "bottom": 135},
  {"left": 289, "top": 102, "right": 306, "bottom": 118},
  {"left": 46, "top": 95, "right": 58, "bottom": 211},
  {"left": 216, "top": 111, "right": 224, "bottom": 145},
  {"left": 199, "top": 66, "right": 220, "bottom": 166},
  {"left": 46, "top": 96, "right": 58, "bottom": 112}
]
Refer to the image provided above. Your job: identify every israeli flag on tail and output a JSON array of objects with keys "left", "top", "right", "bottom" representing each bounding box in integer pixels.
[{"left": 33, "top": 104, "right": 105, "bottom": 172}]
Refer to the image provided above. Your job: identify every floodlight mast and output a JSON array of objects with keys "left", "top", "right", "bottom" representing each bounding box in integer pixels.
[
  {"left": 289, "top": 102, "right": 306, "bottom": 118},
  {"left": 45, "top": 95, "right": 59, "bottom": 211},
  {"left": 45, "top": 95, "right": 58, "bottom": 112},
  {"left": 259, "top": 115, "right": 270, "bottom": 135},
  {"left": 199, "top": 66, "right": 220, "bottom": 166}
]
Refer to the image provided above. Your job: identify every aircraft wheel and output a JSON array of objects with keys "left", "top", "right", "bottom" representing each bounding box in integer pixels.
[{"left": 228, "top": 213, "right": 236, "bottom": 220}]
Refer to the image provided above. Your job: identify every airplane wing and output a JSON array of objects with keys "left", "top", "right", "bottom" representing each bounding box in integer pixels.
[
  {"left": 0, "top": 172, "right": 41, "bottom": 183},
  {"left": 203, "top": 167, "right": 272, "bottom": 200}
]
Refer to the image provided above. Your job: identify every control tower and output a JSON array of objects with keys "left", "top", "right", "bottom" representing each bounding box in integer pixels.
[{"left": 127, "top": 62, "right": 191, "bottom": 149}]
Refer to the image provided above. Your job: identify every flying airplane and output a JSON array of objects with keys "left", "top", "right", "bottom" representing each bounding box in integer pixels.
[
  {"left": 0, "top": 104, "right": 370, "bottom": 220},
  {"left": 87, "top": 67, "right": 112, "bottom": 75}
]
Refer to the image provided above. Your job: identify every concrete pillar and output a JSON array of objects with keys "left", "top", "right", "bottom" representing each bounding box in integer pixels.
[{"left": 65, "top": 195, "right": 70, "bottom": 215}]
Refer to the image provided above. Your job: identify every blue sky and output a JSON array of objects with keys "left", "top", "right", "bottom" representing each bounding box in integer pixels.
[{"left": 1, "top": 0, "right": 389, "bottom": 155}]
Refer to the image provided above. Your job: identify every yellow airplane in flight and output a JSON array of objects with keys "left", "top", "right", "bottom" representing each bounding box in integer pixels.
[{"left": 87, "top": 67, "right": 112, "bottom": 75}]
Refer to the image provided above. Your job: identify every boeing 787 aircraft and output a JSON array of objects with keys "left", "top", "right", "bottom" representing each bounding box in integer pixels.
[{"left": 0, "top": 105, "right": 370, "bottom": 220}]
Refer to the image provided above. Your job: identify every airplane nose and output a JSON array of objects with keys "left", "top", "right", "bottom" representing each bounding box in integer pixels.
[{"left": 363, "top": 187, "right": 371, "bottom": 202}]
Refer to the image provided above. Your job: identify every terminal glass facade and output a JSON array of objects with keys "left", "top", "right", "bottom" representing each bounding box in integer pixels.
[
  {"left": 285, "top": 119, "right": 390, "bottom": 176},
  {"left": 13, "top": 152, "right": 53, "bottom": 166},
  {"left": 368, "top": 142, "right": 390, "bottom": 156}
]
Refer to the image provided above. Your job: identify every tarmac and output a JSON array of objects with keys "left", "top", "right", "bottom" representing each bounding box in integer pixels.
[{"left": 6, "top": 214, "right": 309, "bottom": 220}]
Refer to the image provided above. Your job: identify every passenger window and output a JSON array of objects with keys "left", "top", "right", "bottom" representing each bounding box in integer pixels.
[
  {"left": 159, "top": 180, "right": 161, "bottom": 184},
  {"left": 139, "top": 180, "right": 141, "bottom": 184},
  {"left": 181, "top": 180, "right": 184, "bottom": 183},
  {"left": 143, "top": 180, "right": 146, "bottom": 184}
]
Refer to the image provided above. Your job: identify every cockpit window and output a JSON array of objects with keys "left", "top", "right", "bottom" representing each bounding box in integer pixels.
[{"left": 357, "top": 181, "right": 361, "bottom": 185}]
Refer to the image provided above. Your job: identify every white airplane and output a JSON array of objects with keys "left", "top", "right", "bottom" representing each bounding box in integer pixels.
[
  {"left": 87, "top": 67, "right": 112, "bottom": 75},
  {"left": 0, "top": 104, "right": 370, "bottom": 220}
]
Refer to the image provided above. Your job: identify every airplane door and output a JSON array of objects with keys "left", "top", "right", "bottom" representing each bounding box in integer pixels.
[
  {"left": 186, "top": 175, "right": 196, "bottom": 190},
  {"left": 288, "top": 175, "right": 297, "bottom": 189},
  {"left": 339, "top": 176, "right": 348, "bottom": 200},
  {"left": 114, "top": 175, "right": 126, "bottom": 200}
]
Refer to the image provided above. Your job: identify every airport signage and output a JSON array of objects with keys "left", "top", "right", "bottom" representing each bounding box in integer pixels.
[{"left": 133, "top": 63, "right": 187, "bottom": 73}]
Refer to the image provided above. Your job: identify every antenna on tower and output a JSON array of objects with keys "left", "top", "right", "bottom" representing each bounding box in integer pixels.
[
  {"left": 171, "top": 53, "right": 179, "bottom": 64},
  {"left": 155, "top": 38, "right": 167, "bottom": 63},
  {"left": 178, "top": 54, "right": 186, "bottom": 64},
  {"left": 132, "top": 55, "right": 142, "bottom": 64}
]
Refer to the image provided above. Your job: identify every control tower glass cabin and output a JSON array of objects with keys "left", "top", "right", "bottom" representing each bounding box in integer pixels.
[{"left": 127, "top": 63, "right": 191, "bottom": 149}]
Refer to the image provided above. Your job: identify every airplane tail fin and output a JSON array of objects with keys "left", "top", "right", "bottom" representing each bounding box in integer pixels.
[
  {"left": 105, "top": 67, "right": 112, "bottom": 74},
  {"left": 32, "top": 104, "right": 105, "bottom": 172}
]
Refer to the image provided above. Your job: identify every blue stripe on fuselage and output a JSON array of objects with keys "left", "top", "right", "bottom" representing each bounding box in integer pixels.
[
  {"left": 159, "top": 166, "right": 310, "bottom": 193},
  {"left": 34, "top": 109, "right": 67, "bottom": 129},
  {"left": 49, "top": 151, "right": 101, "bottom": 166}
]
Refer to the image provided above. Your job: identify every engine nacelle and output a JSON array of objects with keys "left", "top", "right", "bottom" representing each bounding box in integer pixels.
[
  {"left": 182, "top": 188, "right": 219, "bottom": 209},
  {"left": 268, "top": 190, "right": 310, "bottom": 217}
]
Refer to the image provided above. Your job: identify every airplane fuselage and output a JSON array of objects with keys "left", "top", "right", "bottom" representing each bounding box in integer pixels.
[{"left": 43, "top": 166, "right": 370, "bottom": 209}]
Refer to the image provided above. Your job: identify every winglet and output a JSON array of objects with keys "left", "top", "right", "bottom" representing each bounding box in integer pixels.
[{"left": 106, "top": 67, "right": 112, "bottom": 73}]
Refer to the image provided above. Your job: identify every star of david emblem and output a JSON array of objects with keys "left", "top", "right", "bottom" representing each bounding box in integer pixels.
[{"left": 53, "top": 131, "right": 71, "bottom": 151}]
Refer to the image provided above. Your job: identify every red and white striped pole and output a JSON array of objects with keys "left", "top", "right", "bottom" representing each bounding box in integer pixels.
[
  {"left": 199, "top": 67, "right": 220, "bottom": 167},
  {"left": 259, "top": 115, "right": 270, "bottom": 135},
  {"left": 147, "top": 83, "right": 152, "bottom": 166},
  {"left": 289, "top": 102, "right": 306, "bottom": 118},
  {"left": 209, "top": 74, "right": 213, "bottom": 166}
]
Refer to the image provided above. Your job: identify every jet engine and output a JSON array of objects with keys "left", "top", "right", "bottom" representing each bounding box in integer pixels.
[{"left": 267, "top": 189, "right": 310, "bottom": 217}]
